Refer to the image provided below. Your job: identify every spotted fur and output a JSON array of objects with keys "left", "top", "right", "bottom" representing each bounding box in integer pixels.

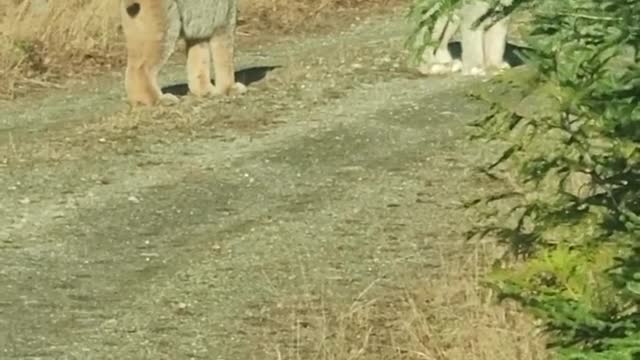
[{"left": 120, "top": 0, "right": 246, "bottom": 106}]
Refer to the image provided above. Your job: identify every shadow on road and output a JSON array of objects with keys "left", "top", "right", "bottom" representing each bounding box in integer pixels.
[
  {"left": 446, "top": 41, "right": 532, "bottom": 68},
  {"left": 162, "top": 65, "right": 282, "bottom": 96}
]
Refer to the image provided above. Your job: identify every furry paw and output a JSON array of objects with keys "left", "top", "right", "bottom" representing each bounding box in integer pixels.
[
  {"left": 450, "top": 60, "right": 463, "bottom": 73},
  {"left": 416, "top": 63, "right": 432, "bottom": 75},
  {"left": 214, "top": 82, "right": 247, "bottom": 96},
  {"left": 498, "top": 61, "right": 511, "bottom": 70},
  {"left": 417, "top": 62, "right": 456, "bottom": 75},
  {"left": 462, "top": 66, "right": 486, "bottom": 76},
  {"left": 190, "top": 83, "right": 218, "bottom": 98},
  {"left": 430, "top": 63, "right": 452, "bottom": 75},
  {"left": 159, "top": 93, "right": 180, "bottom": 106},
  {"left": 486, "top": 61, "right": 511, "bottom": 75},
  {"left": 229, "top": 82, "right": 247, "bottom": 95},
  {"left": 494, "top": 61, "right": 511, "bottom": 73}
]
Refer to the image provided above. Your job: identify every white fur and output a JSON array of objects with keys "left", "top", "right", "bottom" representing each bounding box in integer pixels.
[{"left": 418, "top": 1, "right": 510, "bottom": 77}]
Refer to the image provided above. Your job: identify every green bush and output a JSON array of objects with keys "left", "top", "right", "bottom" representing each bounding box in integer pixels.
[{"left": 407, "top": 0, "right": 640, "bottom": 358}]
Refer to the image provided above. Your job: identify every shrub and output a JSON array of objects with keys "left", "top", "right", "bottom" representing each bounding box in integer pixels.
[{"left": 407, "top": 0, "right": 640, "bottom": 358}]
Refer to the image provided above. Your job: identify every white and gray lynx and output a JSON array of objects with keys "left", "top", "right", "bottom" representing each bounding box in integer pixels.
[{"left": 419, "top": 0, "right": 511, "bottom": 76}]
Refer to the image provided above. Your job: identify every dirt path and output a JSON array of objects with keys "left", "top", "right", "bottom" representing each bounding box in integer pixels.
[{"left": 0, "top": 10, "right": 498, "bottom": 359}]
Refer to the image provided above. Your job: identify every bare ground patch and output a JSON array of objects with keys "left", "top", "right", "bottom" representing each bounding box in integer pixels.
[{"left": 0, "top": 8, "right": 547, "bottom": 360}]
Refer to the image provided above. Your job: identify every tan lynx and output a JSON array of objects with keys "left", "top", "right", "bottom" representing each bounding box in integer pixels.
[{"left": 120, "top": 0, "right": 246, "bottom": 106}]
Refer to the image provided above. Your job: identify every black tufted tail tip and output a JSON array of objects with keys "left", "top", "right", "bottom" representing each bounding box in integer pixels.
[{"left": 126, "top": 2, "right": 141, "bottom": 18}]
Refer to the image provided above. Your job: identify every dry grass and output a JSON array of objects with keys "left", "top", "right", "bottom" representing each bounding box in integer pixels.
[
  {"left": 254, "top": 241, "right": 549, "bottom": 359},
  {"left": 0, "top": 0, "right": 401, "bottom": 99},
  {"left": 238, "top": 0, "right": 399, "bottom": 32},
  {"left": 0, "top": 0, "right": 122, "bottom": 97}
]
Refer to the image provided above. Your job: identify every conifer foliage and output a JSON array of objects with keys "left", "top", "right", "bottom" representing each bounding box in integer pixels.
[{"left": 408, "top": 0, "right": 640, "bottom": 358}]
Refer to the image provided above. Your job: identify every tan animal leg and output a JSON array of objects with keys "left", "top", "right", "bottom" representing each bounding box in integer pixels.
[
  {"left": 210, "top": 30, "right": 246, "bottom": 95},
  {"left": 186, "top": 40, "right": 217, "bottom": 97},
  {"left": 121, "top": 0, "right": 180, "bottom": 106}
]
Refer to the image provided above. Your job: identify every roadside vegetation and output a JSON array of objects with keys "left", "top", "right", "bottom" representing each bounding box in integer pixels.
[{"left": 410, "top": 0, "right": 640, "bottom": 358}]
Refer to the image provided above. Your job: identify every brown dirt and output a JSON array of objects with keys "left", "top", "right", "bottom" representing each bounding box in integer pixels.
[{"left": 0, "top": 5, "right": 547, "bottom": 360}]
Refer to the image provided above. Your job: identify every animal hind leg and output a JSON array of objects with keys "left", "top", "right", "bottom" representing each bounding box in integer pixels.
[
  {"left": 433, "top": 14, "right": 462, "bottom": 73},
  {"left": 209, "top": 29, "right": 246, "bottom": 96},
  {"left": 484, "top": 15, "right": 510, "bottom": 72},
  {"left": 460, "top": 1, "right": 489, "bottom": 76},
  {"left": 121, "top": 0, "right": 180, "bottom": 105},
  {"left": 186, "top": 40, "right": 217, "bottom": 97},
  {"left": 418, "top": 14, "right": 461, "bottom": 75}
]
